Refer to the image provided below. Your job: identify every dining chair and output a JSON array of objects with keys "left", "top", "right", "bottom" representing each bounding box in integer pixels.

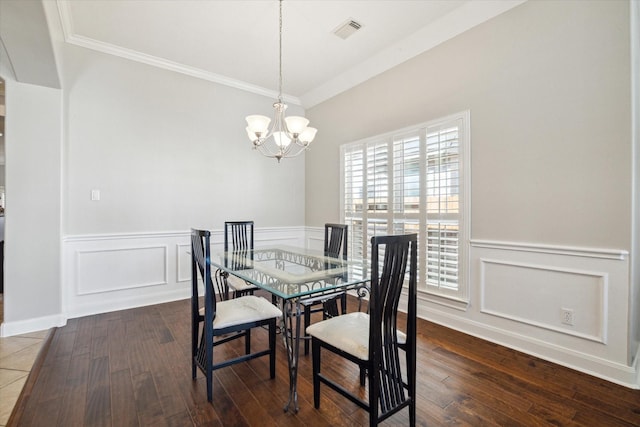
[
  {"left": 217, "top": 221, "right": 259, "bottom": 299},
  {"left": 190, "top": 228, "right": 282, "bottom": 402},
  {"left": 301, "top": 223, "right": 348, "bottom": 355},
  {"left": 306, "top": 233, "right": 417, "bottom": 426}
]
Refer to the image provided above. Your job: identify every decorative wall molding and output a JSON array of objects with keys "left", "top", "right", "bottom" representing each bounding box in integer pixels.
[
  {"left": 62, "top": 227, "right": 307, "bottom": 319},
  {"left": 51, "top": 228, "right": 640, "bottom": 388},
  {"left": 76, "top": 245, "right": 169, "bottom": 295},
  {"left": 55, "top": 0, "right": 301, "bottom": 106},
  {"left": 55, "top": 0, "right": 526, "bottom": 109},
  {"left": 471, "top": 239, "right": 628, "bottom": 260},
  {"left": 479, "top": 258, "right": 608, "bottom": 343},
  {"left": 176, "top": 243, "right": 191, "bottom": 283},
  {"left": 413, "top": 239, "right": 635, "bottom": 388}
]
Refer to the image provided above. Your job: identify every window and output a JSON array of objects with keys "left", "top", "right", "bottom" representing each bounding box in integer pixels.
[{"left": 341, "top": 111, "right": 469, "bottom": 300}]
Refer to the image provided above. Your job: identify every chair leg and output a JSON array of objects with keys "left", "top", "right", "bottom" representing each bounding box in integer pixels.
[
  {"left": 368, "top": 365, "right": 378, "bottom": 427},
  {"left": 304, "top": 305, "right": 311, "bottom": 355},
  {"left": 359, "top": 366, "right": 366, "bottom": 387},
  {"left": 192, "top": 321, "right": 198, "bottom": 379},
  {"left": 312, "top": 338, "right": 321, "bottom": 409},
  {"left": 269, "top": 319, "right": 276, "bottom": 379},
  {"left": 408, "top": 344, "right": 416, "bottom": 426},
  {"left": 410, "top": 400, "right": 416, "bottom": 427},
  {"left": 205, "top": 326, "right": 214, "bottom": 402},
  {"left": 340, "top": 292, "right": 347, "bottom": 315},
  {"left": 245, "top": 329, "right": 251, "bottom": 355}
]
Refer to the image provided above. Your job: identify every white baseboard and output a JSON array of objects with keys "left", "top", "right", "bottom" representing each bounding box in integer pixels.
[
  {"left": 0, "top": 313, "right": 66, "bottom": 337},
  {"left": 417, "top": 303, "right": 639, "bottom": 389}
]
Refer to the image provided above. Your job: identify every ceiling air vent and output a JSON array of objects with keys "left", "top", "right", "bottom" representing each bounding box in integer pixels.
[{"left": 333, "top": 19, "right": 363, "bottom": 40}]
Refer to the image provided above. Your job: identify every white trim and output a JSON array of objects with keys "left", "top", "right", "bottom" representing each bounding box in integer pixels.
[
  {"left": 471, "top": 239, "right": 628, "bottom": 260},
  {"left": 68, "top": 288, "right": 192, "bottom": 321},
  {"left": 629, "top": 0, "right": 640, "bottom": 379},
  {"left": 634, "top": 343, "right": 640, "bottom": 387},
  {"left": 341, "top": 111, "right": 471, "bottom": 148},
  {"left": 479, "top": 258, "right": 608, "bottom": 343},
  {"left": 176, "top": 242, "right": 191, "bottom": 283},
  {"left": 415, "top": 291, "right": 469, "bottom": 311},
  {"left": 301, "top": 0, "right": 527, "bottom": 107},
  {"left": 0, "top": 313, "right": 66, "bottom": 337},
  {"left": 63, "top": 226, "right": 308, "bottom": 243},
  {"left": 64, "top": 230, "right": 190, "bottom": 242},
  {"left": 55, "top": 0, "right": 302, "bottom": 106},
  {"left": 75, "top": 245, "right": 169, "bottom": 295},
  {"left": 62, "top": 226, "right": 308, "bottom": 320},
  {"left": 417, "top": 305, "right": 639, "bottom": 389},
  {"left": 55, "top": 0, "right": 525, "bottom": 109}
]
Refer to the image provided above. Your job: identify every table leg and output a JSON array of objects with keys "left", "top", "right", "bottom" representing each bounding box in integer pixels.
[{"left": 280, "top": 298, "right": 301, "bottom": 413}]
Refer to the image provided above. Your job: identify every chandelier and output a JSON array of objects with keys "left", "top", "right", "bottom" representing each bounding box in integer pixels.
[{"left": 245, "top": 0, "right": 317, "bottom": 162}]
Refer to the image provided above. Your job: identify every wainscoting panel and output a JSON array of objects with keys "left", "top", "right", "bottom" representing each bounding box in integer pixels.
[
  {"left": 414, "top": 239, "right": 635, "bottom": 388},
  {"left": 76, "top": 245, "right": 168, "bottom": 295},
  {"left": 63, "top": 227, "right": 306, "bottom": 319},
  {"left": 480, "top": 258, "right": 607, "bottom": 342},
  {"left": 61, "top": 231, "right": 638, "bottom": 387},
  {"left": 176, "top": 243, "right": 191, "bottom": 283}
]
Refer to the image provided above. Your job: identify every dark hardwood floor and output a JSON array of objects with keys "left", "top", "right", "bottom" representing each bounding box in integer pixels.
[{"left": 9, "top": 293, "right": 640, "bottom": 426}]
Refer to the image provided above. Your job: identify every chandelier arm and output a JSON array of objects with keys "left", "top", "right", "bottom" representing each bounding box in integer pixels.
[
  {"left": 256, "top": 144, "right": 284, "bottom": 158},
  {"left": 256, "top": 146, "right": 303, "bottom": 158},
  {"left": 279, "top": 144, "right": 307, "bottom": 158}
]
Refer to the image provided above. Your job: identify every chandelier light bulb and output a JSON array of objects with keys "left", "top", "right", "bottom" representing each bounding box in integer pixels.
[
  {"left": 273, "top": 131, "right": 291, "bottom": 148},
  {"left": 284, "top": 116, "right": 310, "bottom": 135},
  {"left": 299, "top": 127, "right": 318, "bottom": 144},
  {"left": 246, "top": 115, "right": 271, "bottom": 135}
]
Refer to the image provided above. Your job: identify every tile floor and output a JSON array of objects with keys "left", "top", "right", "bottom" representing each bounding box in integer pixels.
[{"left": 0, "top": 294, "right": 47, "bottom": 426}]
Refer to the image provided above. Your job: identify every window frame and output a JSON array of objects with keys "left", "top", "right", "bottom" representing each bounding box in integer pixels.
[{"left": 340, "top": 110, "right": 470, "bottom": 302}]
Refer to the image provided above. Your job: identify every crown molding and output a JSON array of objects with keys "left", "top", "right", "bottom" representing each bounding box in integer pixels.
[
  {"left": 300, "top": 0, "right": 527, "bottom": 108},
  {"left": 55, "top": 0, "right": 526, "bottom": 109},
  {"left": 54, "top": 0, "right": 302, "bottom": 106}
]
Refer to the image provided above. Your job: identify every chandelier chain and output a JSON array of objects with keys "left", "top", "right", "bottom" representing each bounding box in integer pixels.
[{"left": 278, "top": 0, "right": 283, "bottom": 102}]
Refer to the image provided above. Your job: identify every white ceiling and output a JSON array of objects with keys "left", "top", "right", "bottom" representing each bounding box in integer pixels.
[{"left": 58, "top": 0, "right": 525, "bottom": 107}]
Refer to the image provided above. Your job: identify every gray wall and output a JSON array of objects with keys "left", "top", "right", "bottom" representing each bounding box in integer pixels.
[
  {"left": 0, "top": 0, "right": 307, "bottom": 332},
  {"left": 305, "top": 0, "right": 638, "bottom": 385},
  {"left": 62, "top": 47, "right": 306, "bottom": 235},
  {"left": 3, "top": 80, "right": 62, "bottom": 326},
  {"left": 306, "top": 0, "right": 631, "bottom": 250}
]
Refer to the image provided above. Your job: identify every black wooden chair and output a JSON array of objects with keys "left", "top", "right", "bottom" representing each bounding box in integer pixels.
[
  {"left": 215, "top": 221, "right": 259, "bottom": 299},
  {"left": 306, "top": 233, "right": 417, "bottom": 426},
  {"left": 300, "top": 223, "right": 348, "bottom": 355},
  {"left": 190, "top": 228, "right": 282, "bottom": 402}
]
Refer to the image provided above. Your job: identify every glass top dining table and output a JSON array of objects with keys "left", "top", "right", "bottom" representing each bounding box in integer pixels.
[{"left": 211, "top": 245, "right": 369, "bottom": 413}]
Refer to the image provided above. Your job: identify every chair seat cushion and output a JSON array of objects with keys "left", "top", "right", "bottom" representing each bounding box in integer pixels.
[
  {"left": 200, "top": 295, "right": 282, "bottom": 330},
  {"left": 227, "top": 275, "right": 259, "bottom": 292},
  {"left": 306, "top": 312, "right": 406, "bottom": 361},
  {"left": 307, "top": 312, "right": 370, "bottom": 360}
]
